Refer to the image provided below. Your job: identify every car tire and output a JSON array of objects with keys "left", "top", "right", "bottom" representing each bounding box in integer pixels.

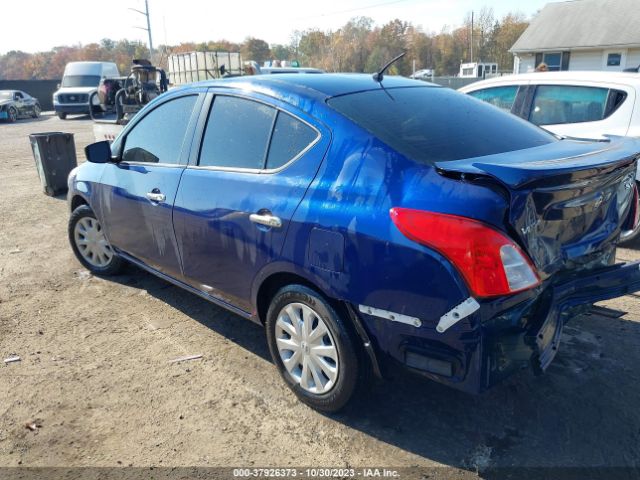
[
  {"left": 68, "top": 205, "right": 124, "bottom": 275},
  {"left": 265, "top": 284, "right": 365, "bottom": 412},
  {"left": 32, "top": 104, "right": 41, "bottom": 118},
  {"left": 620, "top": 184, "right": 640, "bottom": 245},
  {"left": 57, "top": 112, "right": 67, "bottom": 120},
  {"left": 8, "top": 107, "right": 17, "bottom": 123}
]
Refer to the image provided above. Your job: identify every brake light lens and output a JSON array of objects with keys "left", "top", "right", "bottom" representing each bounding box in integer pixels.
[{"left": 390, "top": 208, "right": 540, "bottom": 297}]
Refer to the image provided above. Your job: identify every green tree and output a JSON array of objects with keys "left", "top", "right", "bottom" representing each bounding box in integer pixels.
[
  {"left": 241, "top": 37, "right": 271, "bottom": 64},
  {"left": 270, "top": 44, "right": 293, "bottom": 62}
]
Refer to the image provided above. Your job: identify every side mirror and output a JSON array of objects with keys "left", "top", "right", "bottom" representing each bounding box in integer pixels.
[{"left": 84, "top": 141, "right": 113, "bottom": 164}]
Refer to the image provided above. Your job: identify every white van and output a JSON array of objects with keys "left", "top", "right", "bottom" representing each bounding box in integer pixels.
[{"left": 53, "top": 62, "right": 120, "bottom": 119}]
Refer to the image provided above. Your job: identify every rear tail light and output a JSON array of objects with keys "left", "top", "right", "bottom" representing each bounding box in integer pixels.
[{"left": 390, "top": 208, "right": 540, "bottom": 297}]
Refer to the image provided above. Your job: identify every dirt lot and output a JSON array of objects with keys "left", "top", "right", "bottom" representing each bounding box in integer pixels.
[{"left": 1, "top": 115, "right": 640, "bottom": 477}]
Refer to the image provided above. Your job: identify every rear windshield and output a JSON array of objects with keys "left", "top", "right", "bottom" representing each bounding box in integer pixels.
[
  {"left": 62, "top": 75, "right": 101, "bottom": 88},
  {"left": 327, "top": 86, "right": 556, "bottom": 163}
]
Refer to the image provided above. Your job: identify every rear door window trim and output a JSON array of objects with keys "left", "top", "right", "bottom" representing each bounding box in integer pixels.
[{"left": 190, "top": 91, "right": 321, "bottom": 174}]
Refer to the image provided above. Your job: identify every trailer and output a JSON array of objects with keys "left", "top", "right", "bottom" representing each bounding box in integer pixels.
[{"left": 167, "top": 51, "right": 243, "bottom": 85}]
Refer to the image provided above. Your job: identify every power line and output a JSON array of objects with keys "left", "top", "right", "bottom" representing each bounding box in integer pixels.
[{"left": 296, "top": 0, "right": 414, "bottom": 20}]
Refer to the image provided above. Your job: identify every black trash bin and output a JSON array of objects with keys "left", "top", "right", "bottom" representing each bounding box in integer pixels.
[{"left": 29, "top": 132, "right": 77, "bottom": 196}]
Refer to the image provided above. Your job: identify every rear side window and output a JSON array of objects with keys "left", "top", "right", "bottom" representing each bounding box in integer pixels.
[
  {"left": 199, "top": 96, "right": 319, "bottom": 170},
  {"left": 468, "top": 85, "right": 519, "bottom": 112},
  {"left": 266, "top": 112, "right": 318, "bottom": 169},
  {"left": 200, "top": 96, "right": 276, "bottom": 169},
  {"left": 327, "top": 87, "right": 554, "bottom": 164},
  {"left": 529, "top": 85, "right": 625, "bottom": 125},
  {"left": 122, "top": 95, "right": 197, "bottom": 164}
]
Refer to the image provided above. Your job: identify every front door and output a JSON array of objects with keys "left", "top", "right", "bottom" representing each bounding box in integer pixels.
[
  {"left": 173, "top": 93, "right": 328, "bottom": 312},
  {"left": 97, "top": 93, "right": 202, "bottom": 277}
]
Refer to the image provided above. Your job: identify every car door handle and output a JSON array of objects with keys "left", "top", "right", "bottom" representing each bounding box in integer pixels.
[
  {"left": 146, "top": 191, "right": 166, "bottom": 203},
  {"left": 249, "top": 213, "right": 282, "bottom": 228}
]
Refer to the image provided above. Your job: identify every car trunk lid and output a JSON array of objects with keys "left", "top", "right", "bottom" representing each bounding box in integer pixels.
[{"left": 435, "top": 137, "right": 640, "bottom": 278}]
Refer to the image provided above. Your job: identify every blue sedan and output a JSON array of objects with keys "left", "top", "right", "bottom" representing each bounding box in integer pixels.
[{"left": 68, "top": 74, "right": 640, "bottom": 412}]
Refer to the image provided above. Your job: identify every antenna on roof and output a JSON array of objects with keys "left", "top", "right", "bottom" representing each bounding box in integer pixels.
[{"left": 372, "top": 51, "right": 406, "bottom": 83}]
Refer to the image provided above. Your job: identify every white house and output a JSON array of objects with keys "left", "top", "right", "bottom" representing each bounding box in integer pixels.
[{"left": 510, "top": 0, "right": 640, "bottom": 74}]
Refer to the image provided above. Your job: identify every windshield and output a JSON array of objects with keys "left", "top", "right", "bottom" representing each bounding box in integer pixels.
[
  {"left": 327, "top": 86, "right": 556, "bottom": 163},
  {"left": 0, "top": 91, "right": 12, "bottom": 100},
  {"left": 62, "top": 75, "right": 101, "bottom": 88}
]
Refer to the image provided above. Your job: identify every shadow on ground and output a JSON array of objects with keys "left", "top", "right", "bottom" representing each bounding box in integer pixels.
[{"left": 106, "top": 266, "right": 640, "bottom": 474}]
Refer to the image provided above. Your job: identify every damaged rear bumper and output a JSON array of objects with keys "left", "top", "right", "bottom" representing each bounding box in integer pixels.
[
  {"left": 371, "top": 261, "right": 640, "bottom": 394},
  {"left": 482, "top": 260, "right": 640, "bottom": 391}
]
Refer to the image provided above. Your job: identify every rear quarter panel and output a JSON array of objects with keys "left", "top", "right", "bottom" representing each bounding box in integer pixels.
[{"left": 272, "top": 106, "right": 512, "bottom": 357}]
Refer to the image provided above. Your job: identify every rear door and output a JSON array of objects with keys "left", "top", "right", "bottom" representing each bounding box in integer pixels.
[
  {"left": 98, "top": 92, "right": 204, "bottom": 277},
  {"left": 173, "top": 92, "right": 329, "bottom": 312}
]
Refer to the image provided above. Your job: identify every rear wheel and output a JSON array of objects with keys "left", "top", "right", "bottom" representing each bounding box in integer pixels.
[
  {"left": 266, "top": 285, "right": 364, "bottom": 412},
  {"left": 57, "top": 112, "right": 67, "bottom": 120},
  {"left": 32, "top": 103, "right": 41, "bottom": 118},
  {"left": 68, "top": 205, "right": 124, "bottom": 275},
  {"left": 8, "top": 107, "right": 17, "bottom": 123}
]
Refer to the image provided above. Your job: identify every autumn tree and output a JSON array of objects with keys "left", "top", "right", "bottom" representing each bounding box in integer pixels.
[
  {"left": 0, "top": 8, "right": 529, "bottom": 79},
  {"left": 241, "top": 37, "right": 270, "bottom": 64}
]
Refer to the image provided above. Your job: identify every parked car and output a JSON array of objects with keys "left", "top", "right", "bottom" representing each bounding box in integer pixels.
[
  {"left": 0, "top": 90, "right": 41, "bottom": 122},
  {"left": 459, "top": 71, "right": 640, "bottom": 242},
  {"left": 68, "top": 74, "right": 640, "bottom": 412},
  {"left": 410, "top": 69, "right": 434, "bottom": 80},
  {"left": 53, "top": 61, "right": 120, "bottom": 119}
]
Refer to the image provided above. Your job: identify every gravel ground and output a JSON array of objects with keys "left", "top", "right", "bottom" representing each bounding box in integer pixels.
[{"left": 1, "top": 115, "right": 640, "bottom": 478}]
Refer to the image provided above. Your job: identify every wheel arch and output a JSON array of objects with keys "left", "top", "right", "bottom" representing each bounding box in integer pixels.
[
  {"left": 253, "top": 266, "right": 384, "bottom": 379},
  {"left": 70, "top": 193, "right": 89, "bottom": 213}
]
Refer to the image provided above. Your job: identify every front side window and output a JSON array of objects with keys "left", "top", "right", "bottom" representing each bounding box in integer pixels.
[
  {"left": 122, "top": 95, "right": 197, "bottom": 164},
  {"left": 328, "top": 86, "right": 555, "bottom": 164},
  {"left": 199, "top": 96, "right": 276, "bottom": 169},
  {"left": 468, "top": 86, "right": 519, "bottom": 112},
  {"left": 529, "top": 85, "right": 610, "bottom": 125}
]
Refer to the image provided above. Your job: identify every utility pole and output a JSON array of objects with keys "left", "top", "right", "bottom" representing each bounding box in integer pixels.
[
  {"left": 130, "top": 0, "right": 154, "bottom": 61},
  {"left": 470, "top": 11, "right": 474, "bottom": 63}
]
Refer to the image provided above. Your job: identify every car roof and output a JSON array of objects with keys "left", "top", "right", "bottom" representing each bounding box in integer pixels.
[
  {"left": 187, "top": 73, "right": 438, "bottom": 103},
  {"left": 460, "top": 71, "right": 640, "bottom": 92}
]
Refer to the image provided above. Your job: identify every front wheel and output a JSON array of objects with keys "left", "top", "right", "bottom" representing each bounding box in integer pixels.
[
  {"left": 57, "top": 112, "right": 67, "bottom": 120},
  {"left": 32, "top": 103, "right": 41, "bottom": 118},
  {"left": 8, "top": 107, "right": 17, "bottom": 123},
  {"left": 68, "top": 205, "right": 124, "bottom": 275},
  {"left": 266, "top": 285, "right": 364, "bottom": 412}
]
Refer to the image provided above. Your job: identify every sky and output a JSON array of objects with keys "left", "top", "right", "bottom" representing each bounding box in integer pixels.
[{"left": 0, "top": 0, "right": 552, "bottom": 55}]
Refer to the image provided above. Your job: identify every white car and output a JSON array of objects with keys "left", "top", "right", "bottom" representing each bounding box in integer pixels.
[
  {"left": 460, "top": 71, "right": 640, "bottom": 242},
  {"left": 411, "top": 69, "right": 434, "bottom": 80}
]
